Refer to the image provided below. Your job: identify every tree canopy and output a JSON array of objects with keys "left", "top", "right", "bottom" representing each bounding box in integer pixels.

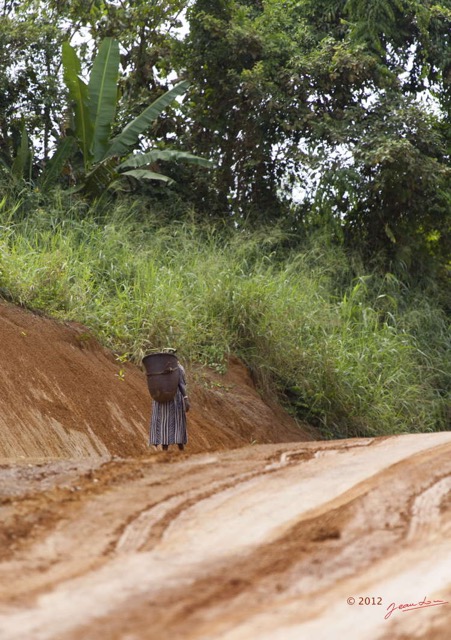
[{"left": 0, "top": 0, "right": 450, "bottom": 272}]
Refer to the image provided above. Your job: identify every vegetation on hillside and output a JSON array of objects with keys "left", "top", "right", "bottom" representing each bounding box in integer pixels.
[
  {"left": 0, "top": 1, "right": 449, "bottom": 437},
  {"left": 0, "top": 188, "right": 449, "bottom": 437}
]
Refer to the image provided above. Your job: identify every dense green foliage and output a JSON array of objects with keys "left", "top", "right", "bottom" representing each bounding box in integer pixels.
[
  {"left": 1, "top": 0, "right": 449, "bottom": 268},
  {"left": 177, "top": 0, "right": 451, "bottom": 264},
  {"left": 0, "top": 1, "right": 449, "bottom": 437},
  {"left": 0, "top": 189, "right": 449, "bottom": 437}
]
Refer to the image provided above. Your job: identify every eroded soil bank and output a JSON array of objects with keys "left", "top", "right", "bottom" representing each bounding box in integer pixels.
[
  {"left": 0, "top": 301, "right": 308, "bottom": 461},
  {"left": 1, "top": 302, "right": 450, "bottom": 639}
]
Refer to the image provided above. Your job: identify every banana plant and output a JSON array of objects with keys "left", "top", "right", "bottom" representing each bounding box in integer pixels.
[
  {"left": 4, "top": 122, "right": 33, "bottom": 183},
  {"left": 45, "top": 37, "right": 212, "bottom": 195}
]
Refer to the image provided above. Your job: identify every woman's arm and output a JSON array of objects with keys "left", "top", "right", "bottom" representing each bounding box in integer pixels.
[{"left": 178, "top": 364, "right": 190, "bottom": 412}]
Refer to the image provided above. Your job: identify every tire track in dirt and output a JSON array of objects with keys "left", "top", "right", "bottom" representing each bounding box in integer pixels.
[
  {"left": 407, "top": 475, "right": 451, "bottom": 540},
  {"left": 1, "top": 434, "right": 451, "bottom": 640},
  {"left": 1, "top": 447, "right": 307, "bottom": 602},
  {"left": 113, "top": 439, "right": 377, "bottom": 556},
  {"left": 0, "top": 454, "right": 261, "bottom": 602},
  {"left": 113, "top": 447, "right": 320, "bottom": 555},
  {"left": 75, "top": 436, "right": 451, "bottom": 640}
]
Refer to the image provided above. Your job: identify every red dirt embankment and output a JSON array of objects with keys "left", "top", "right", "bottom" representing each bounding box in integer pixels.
[
  {"left": 1, "top": 302, "right": 451, "bottom": 640},
  {"left": 0, "top": 301, "right": 308, "bottom": 460}
]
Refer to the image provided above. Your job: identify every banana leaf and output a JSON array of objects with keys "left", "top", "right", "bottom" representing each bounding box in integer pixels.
[
  {"left": 62, "top": 41, "right": 93, "bottom": 169},
  {"left": 118, "top": 149, "right": 213, "bottom": 170},
  {"left": 89, "top": 38, "right": 120, "bottom": 163},
  {"left": 119, "top": 169, "right": 175, "bottom": 184},
  {"left": 11, "top": 124, "right": 31, "bottom": 180},
  {"left": 107, "top": 80, "right": 190, "bottom": 158},
  {"left": 38, "top": 138, "right": 77, "bottom": 191},
  {"left": 82, "top": 157, "right": 119, "bottom": 197}
]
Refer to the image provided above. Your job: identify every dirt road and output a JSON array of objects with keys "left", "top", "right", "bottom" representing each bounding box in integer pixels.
[{"left": 1, "top": 432, "right": 451, "bottom": 640}]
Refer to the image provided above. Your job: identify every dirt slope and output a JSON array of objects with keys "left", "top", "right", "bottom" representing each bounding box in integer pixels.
[
  {"left": 0, "top": 301, "right": 307, "bottom": 460},
  {"left": 1, "top": 302, "right": 451, "bottom": 640}
]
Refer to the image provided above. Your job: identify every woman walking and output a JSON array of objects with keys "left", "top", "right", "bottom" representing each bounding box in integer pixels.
[{"left": 149, "top": 356, "right": 190, "bottom": 451}]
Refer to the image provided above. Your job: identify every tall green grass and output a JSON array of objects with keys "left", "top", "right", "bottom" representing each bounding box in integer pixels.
[{"left": 0, "top": 188, "right": 449, "bottom": 437}]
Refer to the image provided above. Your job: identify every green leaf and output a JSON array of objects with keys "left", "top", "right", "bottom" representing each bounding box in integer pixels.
[
  {"left": 38, "top": 137, "right": 77, "bottom": 191},
  {"left": 82, "top": 157, "right": 119, "bottom": 197},
  {"left": 384, "top": 224, "right": 397, "bottom": 244},
  {"left": 11, "top": 124, "right": 30, "bottom": 180},
  {"left": 107, "top": 80, "right": 190, "bottom": 158},
  {"left": 88, "top": 38, "right": 120, "bottom": 163},
  {"left": 120, "top": 169, "right": 175, "bottom": 184},
  {"left": 118, "top": 149, "right": 214, "bottom": 170},
  {"left": 62, "top": 41, "right": 93, "bottom": 170}
]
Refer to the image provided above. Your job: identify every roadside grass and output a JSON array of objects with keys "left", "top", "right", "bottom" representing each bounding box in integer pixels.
[{"left": 0, "top": 189, "right": 449, "bottom": 437}]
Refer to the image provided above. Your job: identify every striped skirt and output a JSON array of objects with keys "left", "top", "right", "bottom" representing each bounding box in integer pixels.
[{"left": 149, "top": 388, "right": 187, "bottom": 445}]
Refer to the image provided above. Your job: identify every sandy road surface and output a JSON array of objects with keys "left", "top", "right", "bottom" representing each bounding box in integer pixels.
[{"left": 1, "top": 432, "right": 451, "bottom": 639}]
